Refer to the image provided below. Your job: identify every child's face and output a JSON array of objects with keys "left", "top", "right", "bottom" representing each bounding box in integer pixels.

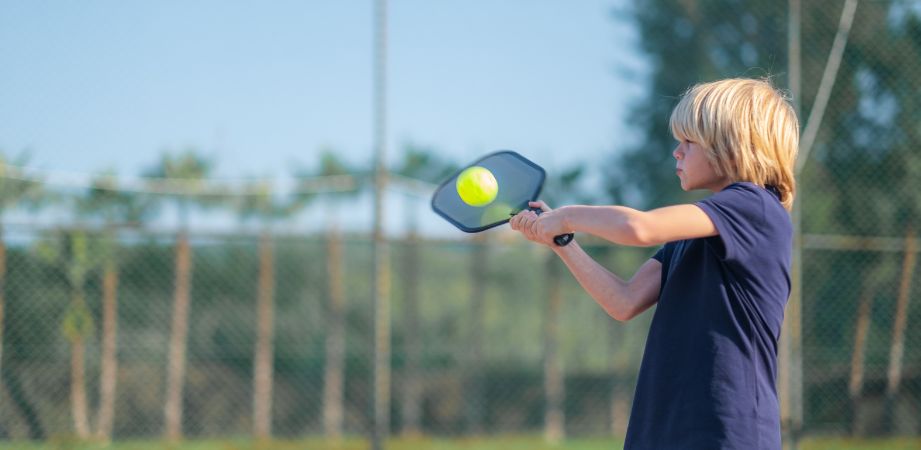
[{"left": 673, "top": 140, "right": 730, "bottom": 192}]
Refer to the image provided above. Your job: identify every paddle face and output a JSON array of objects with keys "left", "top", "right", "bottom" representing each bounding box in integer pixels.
[{"left": 431, "top": 150, "right": 545, "bottom": 233}]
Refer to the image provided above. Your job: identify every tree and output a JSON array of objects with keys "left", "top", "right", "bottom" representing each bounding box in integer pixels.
[
  {"left": 76, "top": 172, "right": 154, "bottom": 441},
  {"left": 392, "top": 144, "right": 457, "bottom": 436},
  {"left": 35, "top": 228, "right": 108, "bottom": 439},
  {"left": 0, "top": 151, "right": 45, "bottom": 440},
  {"left": 539, "top": 164, "right": 590, "bottom": 443},
  {"left": 614, "top": 0, "right": 921, "bottom": 437},
  {"left": 232, "top": 179, "right": 298, "bottom": 440},
  {"left": 144, "top": 150, "right": 215, "bottom": 441},
  {"left": 838, "top": 8, "right": 921, "bottom": 433},
  {"left": 610, "top": 0, "right": 803, "bottom": 439},
  {"left": 788, "top": 2, "right": 921, "bottom": 435},
  {"left": 0, "top": 153, "right": 42, "bottom": 371},
  {"left": 464, "top": 231, "right": 487, "bottom": 435},
  {"left": 293, "top": 150, "right": 359, "bottom": 440},
  {"left": 607, "top": 0, "right": 788, "bottom": 210}
]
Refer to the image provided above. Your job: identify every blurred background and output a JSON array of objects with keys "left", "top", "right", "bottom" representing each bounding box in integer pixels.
[{"left": 1, "top": 1, "right": 920, "bottom": 449}]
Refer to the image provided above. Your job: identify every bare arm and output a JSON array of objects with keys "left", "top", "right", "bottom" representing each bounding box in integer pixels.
[
  {"left": 562, "top": 204, "right": 718, "bottom": 247},
  {"left": 517, "top": 202, "right": 718, "bottom": 248},
  {"left": 509, "top": 201, "right": 668, "bottom": 321},
  {"left": 551, "top": 241, "right": 661, "bottom": 322}
]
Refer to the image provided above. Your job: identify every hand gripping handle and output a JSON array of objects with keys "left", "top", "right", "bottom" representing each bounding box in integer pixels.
[{"left": 529, "top": 207, "right": 574, "bottom": 247}]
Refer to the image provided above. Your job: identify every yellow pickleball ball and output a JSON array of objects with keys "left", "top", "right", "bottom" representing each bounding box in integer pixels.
[{"left": 456, "top": 166, "right": 499, "bottom": 207}]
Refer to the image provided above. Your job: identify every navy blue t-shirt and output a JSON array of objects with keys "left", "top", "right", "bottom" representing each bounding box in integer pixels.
[{"left": 624, "top": 182, "right": 792, "bottom": 449}]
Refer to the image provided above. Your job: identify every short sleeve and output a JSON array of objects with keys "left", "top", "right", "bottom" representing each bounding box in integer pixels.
[
  {"left": 650, "top": 243, "right": 675, "bottom": 292},
  {"left": 651, "top": 246, "right": 666, "bottom": 263},
  {"left": 694, "top": 183, "right": 766, "bottom": 263}
]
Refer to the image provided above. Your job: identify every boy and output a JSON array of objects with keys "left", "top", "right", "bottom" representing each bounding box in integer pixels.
[{"left": 510, "top": 78, "right": 798, "bottom": 449}]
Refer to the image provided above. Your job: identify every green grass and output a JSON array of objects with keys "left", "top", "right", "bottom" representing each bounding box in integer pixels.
[
  {"left": 800, "top": 437, "right": 921, "bottom": 450},
  {"left": 1, "top": 436, "right": 616, "bottom": 450},
  {"left": 2, "top": 435, "right": 919, "bottom": 450}
]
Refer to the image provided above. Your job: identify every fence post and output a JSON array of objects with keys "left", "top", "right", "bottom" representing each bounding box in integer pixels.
[
  {"left": 884, "top": 227, "right": 917, "bottom": 432},
  {"left": 371, "top": 0, "right": 390, "bottom": 448}
]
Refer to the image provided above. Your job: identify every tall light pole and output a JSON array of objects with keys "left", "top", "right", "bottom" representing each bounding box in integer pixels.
[
  {"left": 786, "top": 1, "right": 859, "bottom": 447},
  {"left": 371, "top": 0, "right": 391, "bottom": 449},
  {"left": 782, "top": 2, "right": 802, "bottom": 448}
]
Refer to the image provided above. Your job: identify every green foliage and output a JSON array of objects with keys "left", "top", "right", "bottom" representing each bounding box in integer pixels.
[
  {"left": 61, "top": 296, "right": 94, "bottom": 342},
  {"left": 287, "top": 150, "right": 362, "bottom": 222},
  {"left": 143, "top": 149, "right": 220, "bottom": 224},
  {"left": 4, "top": 248, "right": 68, "bottom": 361},
  {"left": 143, "top": 149, "right": 214, "bottom": 182},
  {"left": 612, "top": 0, "right": 921, "bottom": 436},
  {"left": 0, "top": 150, "right": 45, "bottom": 214},
  {"left": 78, "top": 172, "right": 156, "bottom": 227},
  {"left": 232, "top": 181, "right": 296, "bottom": 227},
  {"left": 799, "top": 3, "right": 921, "bottom": 237},
  {"left": 318, "top": 150, "right": 352, "bottom": 178},
  {"left": 394, "top": 143, "right": 459, "bottom": 183},
  {"left": 33, "top": 229, "right": 109, "bottom": 342},
  {"left": 68, "top": 232, "right": 89, "bottom": 287},
  {"left": 606, "top": 1, "right": 788, "bottom": 209},
  {"left": 543, "top": 164, "right": 591, "bottom": 207},
  {"left": 36, "top": 230, "right": 108, "bottom": 288},
  {"left": 5, "top": 233, "right": 652, "bottom": 437},
  {"left": 3, "top": 4, "right": 919, "bottom": 440}
]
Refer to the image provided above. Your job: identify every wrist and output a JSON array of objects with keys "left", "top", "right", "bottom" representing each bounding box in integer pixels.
[
  {"left": 553, "top": 236, "right": 580, "bottom": 255},
  {"left": 560, "top": 205, "right": 577, "bottom": 233}
]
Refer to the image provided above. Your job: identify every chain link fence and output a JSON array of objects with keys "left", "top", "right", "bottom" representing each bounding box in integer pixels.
[
  {"left": 0, "top": 221, "right": 654, "bottom": 440},
  {"left": 795, "top": 0, "right": 921, "bottom": 439},
  {"left": 1, "top": 0, "right": 921, "bottom": 447}
]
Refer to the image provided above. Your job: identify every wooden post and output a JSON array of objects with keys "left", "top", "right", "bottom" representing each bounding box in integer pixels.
[
  {"left": 544, "top": 252, "right": 565, "bottom": 443},
  {"left": 847, "top": 283, "right": 874, "bottom": 435},
  {"left": 464, "top": 233, "right": 487, "bottom": 434},
  {"left": 323, "top": 224, "right": 347, "bottom": 439},
  {"left": 253, "top": 232, "right": 276, "bottom": 439},
  {"left": 884, "top": 227, "right": 917, "bottom": 432}
]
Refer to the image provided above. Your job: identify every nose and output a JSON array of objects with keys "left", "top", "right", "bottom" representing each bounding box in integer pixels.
[{"left": 672, "top": 145, "right": 683, "bottom": 160}]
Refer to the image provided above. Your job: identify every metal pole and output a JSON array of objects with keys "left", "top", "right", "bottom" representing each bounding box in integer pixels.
[
  {"left": 796, "top": 0, "right": 859, "bottom": 174},
  {"left": 783, "top": 1, "right": 802, "bottom": 448},
  {"left": 787, "top": 2, "right": 859, "bottom": 446},
  {"left": 788, "top": 0, "right": 801, "bottom": 113},
  {"left": 788, "top": 198, "right": 804, "bottom": 450},
  {"left": 371, "top": 0, "right": 391, "bottom": 449}
]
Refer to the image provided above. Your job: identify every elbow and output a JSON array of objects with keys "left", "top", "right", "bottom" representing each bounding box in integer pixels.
[
  {"left": 607, "top": 302, "right": 639, "bottom": 323},
  {"left": 606, "top": 288, "right": 649, "bottom": 322}
]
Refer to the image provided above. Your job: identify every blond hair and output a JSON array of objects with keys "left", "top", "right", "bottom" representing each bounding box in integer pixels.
[{"left": 669, "top": 78, "right": 799, "bottom": 210}]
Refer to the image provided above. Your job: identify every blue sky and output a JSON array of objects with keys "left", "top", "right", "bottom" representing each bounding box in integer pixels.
[{"left": 0, "top": 1, "right": 648, "bottom": 234}]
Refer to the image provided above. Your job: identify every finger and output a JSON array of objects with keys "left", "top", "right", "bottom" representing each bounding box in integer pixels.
[
  {"left": 513, "top": 210, "right": 534, "bottom": 220},
  {"left": 527, "top": 216, "right": 541, "bottom": 237},
  {"left": 522, "top": 218, "right": 539, "bottom": 240},
  {"left": 527, "top": 224, "right": 550, "bottom": 246},
  {"left": 511, "top": 213, "right": 531, "bottom": 233},
  {"left": 528, "top": 200, "right": 551, "bottom": 212},
  {"left": 509, "top": 213, "right": 523, "bottom": 230}
]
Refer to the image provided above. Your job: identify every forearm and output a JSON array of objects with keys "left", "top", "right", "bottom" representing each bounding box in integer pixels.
[
  {"left": 561, "top": 205, "right": 654, "bottom": 247},
  {"left": 551, "top": 240, "right": 644, "bottom": 321}
]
